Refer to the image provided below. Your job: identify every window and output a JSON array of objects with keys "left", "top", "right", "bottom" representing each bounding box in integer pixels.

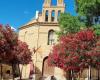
[
  {"left": 51, "top": 10, "right": 55, "bottom": 22},
  {"left": 48, "top": 30, "right": 55, "bottom": 45},
  {"left": 45, "top": 10, "right": 49, "bottom": 22}
]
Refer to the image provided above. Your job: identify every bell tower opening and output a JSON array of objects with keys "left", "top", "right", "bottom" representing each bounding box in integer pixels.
[
  {"left": 51, "top": 10, "right": 55, "bottom": 22},
  {"left": 45, "top": 10, "right": 49, "bottom": 22},
  {"left": 43, "top": 0, "right": 65, "bottom": 22},
  {"left": 51, "top": 0, "right": 57, "bottom": 6},
  {"left": 57, "top": 10, "right": 61, "bottom": 20}
]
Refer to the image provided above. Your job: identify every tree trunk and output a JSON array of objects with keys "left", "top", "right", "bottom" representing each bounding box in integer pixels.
[
  {"left": 20, "top": 65, "right": 23, "bottom": 80},
  {"left": 88, "top": 66, "right": 91, "bottom": 80},
  {"left": 18, "top": 64, "right": 22, "bottom": 80},
  {"left": 12, "top": 63, "right": 15, "bottom": 80},
  {"left": 67, "top": 71, "right": 71, "bottom": 80},
  {"left": 66, "top": 70, "right": 76, "bottom": 80},
  {"left": 71, "top": 70, "right": 74, "bottom": 80},
  {"left": 79, "top": 70, "right": 82, "bottom": 80},
  {"left": 78, "top": 71, "right": 81, "bottom": 80},
  {"left": 1, "top": 64, "right": 3, "bottom": 80},
  {"left": 98, "top": 68, "right": 99, "bottom": 80}
]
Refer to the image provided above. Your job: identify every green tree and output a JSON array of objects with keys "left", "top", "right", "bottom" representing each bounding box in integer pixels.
[
  {"left": 76, "top": 0, "right": 100, "bottom": 26},
  {"left": 93, "top": 24, "right": 100, "bottom": 36},
  {"left": 58, "top": 13, "right": 85, "bottom": 37}
]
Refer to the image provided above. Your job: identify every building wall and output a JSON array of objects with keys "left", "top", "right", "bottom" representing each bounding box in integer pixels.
[
  {"left": 18, "top": 0, "right": 100, "bottom": 79},
  {"left": 19, "top": 23, "right": 66, "bottom": 79},
  {"left": 18, "top": 0, "right": 66, "bottom": 79}
]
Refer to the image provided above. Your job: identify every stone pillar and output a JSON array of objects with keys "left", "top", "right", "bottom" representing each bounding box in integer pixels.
[
  {"left": 42, "top": 9, "right": 46, "bottom": 22},
  {"left": 55, "top": 10, "right": 58, "bottom": 22},
  {"left": 48, "top": 10, "right": 51, "bottom": 22}
]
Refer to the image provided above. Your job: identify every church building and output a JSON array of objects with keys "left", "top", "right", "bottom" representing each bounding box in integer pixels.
[{"left": 18, "top": 0, "right": 66, "bottom": 80}]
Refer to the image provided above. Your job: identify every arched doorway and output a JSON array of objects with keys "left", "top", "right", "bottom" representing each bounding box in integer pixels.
[{"left": 42, "top": 56, "right": 54, "bottom": 77}]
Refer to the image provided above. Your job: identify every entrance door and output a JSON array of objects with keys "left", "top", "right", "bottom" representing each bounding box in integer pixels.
[{"left": 42, "top": 57, "right": 54, "bottom": 77}]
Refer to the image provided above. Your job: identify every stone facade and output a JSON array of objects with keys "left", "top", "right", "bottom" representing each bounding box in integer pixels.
[
  {"left": 19, "top": 0, "right": 66, "bottom": 80},
  {"left": 18, "top": 0, "right": 100, "bottom": 80}
]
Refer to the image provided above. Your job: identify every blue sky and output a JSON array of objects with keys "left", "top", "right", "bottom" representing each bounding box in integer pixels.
[{"left": 0, "top": 0, "right": 76, "bottom": 30}]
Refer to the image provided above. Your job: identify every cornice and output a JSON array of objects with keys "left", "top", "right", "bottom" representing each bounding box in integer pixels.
[
  {"left": 19, "top": 22, "right": 59, "bottom": 30},
  {"left": 43, "top": 6, "right": 65, "bottom": 8}
]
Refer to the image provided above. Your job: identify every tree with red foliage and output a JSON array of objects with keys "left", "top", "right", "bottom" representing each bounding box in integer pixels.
[
  {"left": 48, "top": 29, "right": 100, "bottom": 80},
  {"left": 0, "top": 24, "right": 32, "bottom": 80},
  {"left": 9, "top": 40, "right": 32, "bottom": 80}
]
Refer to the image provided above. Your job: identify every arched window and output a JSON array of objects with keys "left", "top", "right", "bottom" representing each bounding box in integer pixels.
[
  {"left": 51, "top": 0, "right": 57, "bottom": 6},
  {"left": 48, "top": 30, "right": 55, "bottom": 45},
  {"left": 57, "top": 10, "right": 61, "bottom": 21},
  {"left": 45, "top": 10, "right": 49, "bottom": 22},
  {"left": 51, "top": 10, "right": 55, "bottom": 22}
]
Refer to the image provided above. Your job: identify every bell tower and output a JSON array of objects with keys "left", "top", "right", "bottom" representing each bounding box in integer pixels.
[
  {"left": 57, "top": 0, "right": 64, "bottom": 6},
  {"left": 42, "top": 0, "right": 65, "bottom": 22},
  {"left": 43, "top": 0, "right": 51, "bottom": 7}
]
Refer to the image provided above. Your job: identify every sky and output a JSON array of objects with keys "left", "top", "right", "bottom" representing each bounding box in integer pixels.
[{"left": 0, "top": 0, "right": 76, "bottom": 30}]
